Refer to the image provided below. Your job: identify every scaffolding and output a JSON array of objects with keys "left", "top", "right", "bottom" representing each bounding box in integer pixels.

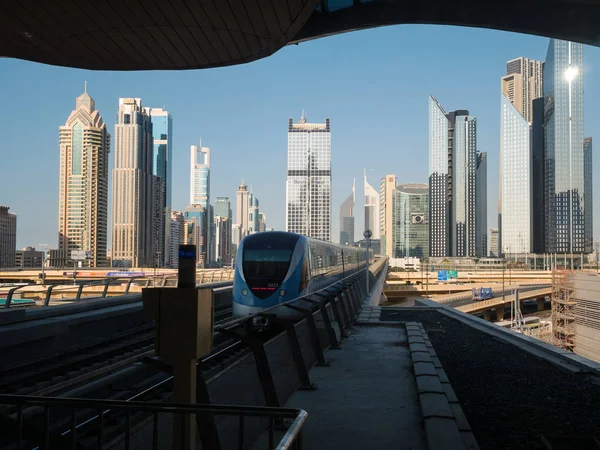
[{"left": 551, "top": 269, "right": 576, "bottom": 350}]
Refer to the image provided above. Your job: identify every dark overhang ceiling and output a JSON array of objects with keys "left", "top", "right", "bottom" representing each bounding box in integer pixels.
[{"left": 1, "top": 0, "right": 600, "bottom": 71}]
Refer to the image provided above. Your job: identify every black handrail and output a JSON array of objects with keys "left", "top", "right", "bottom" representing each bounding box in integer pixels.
[{"left": 0, "top": 394, "right": 307, "bottom": 450}]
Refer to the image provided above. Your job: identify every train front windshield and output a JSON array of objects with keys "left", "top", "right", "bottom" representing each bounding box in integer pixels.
[{"left": 242, "top": 234, "right": 299, "bottom": 299}]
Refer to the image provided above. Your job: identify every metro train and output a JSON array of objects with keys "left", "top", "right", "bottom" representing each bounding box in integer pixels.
[{"left": 232, "top": 231, "right": 372, "bottom": 327}]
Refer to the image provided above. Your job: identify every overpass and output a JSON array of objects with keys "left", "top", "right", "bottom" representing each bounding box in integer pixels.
[
  {"left": 2, "top": 0, "right": 600, "bottom": 71},
  {"left": 457, "top": 287, "right": 552, "bottom": 316}
]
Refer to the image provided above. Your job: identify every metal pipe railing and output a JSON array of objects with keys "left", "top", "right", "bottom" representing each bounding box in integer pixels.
[{"left": 0, "top": 394, "right": 307, "bottom": 450}]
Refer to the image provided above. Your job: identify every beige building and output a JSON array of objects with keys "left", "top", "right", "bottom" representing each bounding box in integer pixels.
[
  {"left": 379, "top": 175, "right": 396, "bottom": 257},
  {"left": 501, "top": 57, "right": 543, "bottom": 123},
  {"left": 0, "top": 206, "right": 16, "bottom": 268},
  {"left": 58, "top": 86, "right": 110, "bottom": 267},
  {"left": 574, "top": 273, "right": 600, "bottom": 363},
  {"left": 111, "top": 98, "right": 154, "bottom": 268}
]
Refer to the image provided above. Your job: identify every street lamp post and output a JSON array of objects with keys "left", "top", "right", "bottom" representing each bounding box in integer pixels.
[{"left": 364, "top": 229, "right": 372, "bottom": 298}]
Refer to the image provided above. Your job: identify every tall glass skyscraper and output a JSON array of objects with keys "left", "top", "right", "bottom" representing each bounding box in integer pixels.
[
  {"left": 452, "top": 112, "right": 477, "bottom": 257},
  {"left": 584, "top": 138, "right": 593, "bottom": 253},
  {"left": 476, "top": 152, "right": 488, "bottom": 258},
  {"left": 112, "top": 98, "right": 154, "bottom": 268},
  {"left": 286, "top": 114, "right": 331, "bottom": 241},
  {"left": 543, "top": 39, "right": 585, "bottom": 255},
  {"left": 429, "top": 97, "right": 450, "bottom": 257},
  {"left": 58, "top": 86, "right": 110, "bottom": 267},
  {"left": 500, "top": 57, "right": 543, "bottom": 257},
  {"left": 187, "top": 143, "right": 211, "bottom": 266},
  {"left": 148, "top": 108, "right": 172, "bottom": 267},
  {"left": 364, "top": 169, "right": 380, "bottom": 239},
  {"left": 392, "top": 184, "right": 429, "bottom": 259},
  {"left": 339, "top": 180, "right": 355, "bottom": 245},
  {"left": 429, "top": 96, "right": 478, "bottom": 257}
]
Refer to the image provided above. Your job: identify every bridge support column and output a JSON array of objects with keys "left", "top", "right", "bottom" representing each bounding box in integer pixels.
[
  {"left": 496, "top": 307, "right": 504, "bottom": 322},
  {"left": 483, "top": 309, "right": 491, "bottom": 321},
  {"left": 537, "top": 298, "right": 545, "bottom": 311}
]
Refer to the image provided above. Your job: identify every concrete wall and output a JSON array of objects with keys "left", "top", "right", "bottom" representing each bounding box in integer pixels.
[{"left": 574, "top": 273, "right": 600, "bottom": 363}]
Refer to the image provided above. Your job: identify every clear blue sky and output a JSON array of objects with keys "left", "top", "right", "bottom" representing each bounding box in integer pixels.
[{"left": 2, "top": 24, "right": 599, "bottom": 249}]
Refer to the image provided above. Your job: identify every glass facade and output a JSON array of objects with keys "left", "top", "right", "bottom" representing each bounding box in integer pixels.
[
  {"left": 543, "top": 40, "right": 585, "bottom": 254},
  {"left": 500, "top": 95, "right": 531, "bottom": 256},
  {"left": 452, "top": 114, "right": 477, "bottom": 257},
  {"left": 189, "top": 144, "right": 211, "bottom": 267},
  {"left": 339, "top": 182, "right": 354, "bottom": 245},
  {"left": 393, "top": 184, "right": 429, "bottom": 259},
  {"left": 286, "top": 116, "right": 331, "bottom": 241},
  {"left": 428, "top": 96, "right": 449, "bottom": 257},
  {"left": 149, "top": 108, "right": 172, "bottom": 267},
  {"left": 584, "top": 138, "right": 593, "bottom": 253},
  {"left": 429, "top": 96, "right": 479, "bottom": 258},
  {"left": 475, "top": 152, "right": 487, "bottom": 257},
  {"left": 531, "top": 97, "right": 545, "bottom": 253}
]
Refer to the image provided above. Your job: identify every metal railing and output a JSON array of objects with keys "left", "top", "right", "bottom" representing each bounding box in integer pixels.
[
  {"left": 0, "top": 394, "right": 307, "bottom": 450},
  {"left": 0, "top": 272, "right": 236, "bottom": 310}
]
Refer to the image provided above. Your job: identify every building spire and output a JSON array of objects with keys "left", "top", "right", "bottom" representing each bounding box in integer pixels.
[{"left": 84, "top": 80, "right": 87, "bottom": 93}]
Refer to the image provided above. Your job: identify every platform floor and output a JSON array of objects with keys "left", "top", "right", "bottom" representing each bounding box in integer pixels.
[{"left": 253, "top": 324, "right": 426, "bottom": 449}]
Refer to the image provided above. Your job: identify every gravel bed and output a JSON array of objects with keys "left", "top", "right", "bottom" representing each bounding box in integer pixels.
[{"left": 381, "top": 309, "right": 600, "bottom": 450}]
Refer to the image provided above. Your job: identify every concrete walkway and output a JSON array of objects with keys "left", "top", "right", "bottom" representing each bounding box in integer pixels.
[{"left": 253, "top": 325, "right": 426, "bottom": 449}]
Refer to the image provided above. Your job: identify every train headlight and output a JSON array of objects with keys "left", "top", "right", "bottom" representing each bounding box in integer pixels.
[
  {"left": 279, "top": 289, "right": 287, "bottom": 297},
  {"left": 241, "top": 289, "right": 248, "bottom": 296}
]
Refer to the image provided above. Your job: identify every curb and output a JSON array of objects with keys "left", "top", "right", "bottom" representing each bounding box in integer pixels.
[{"left": 406, "top": 321, "right": 480, "bottom": 450}]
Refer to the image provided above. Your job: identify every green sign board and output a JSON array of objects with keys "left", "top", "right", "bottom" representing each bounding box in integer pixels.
[{"left": 448, "top": 270, "right": 458, "bottom": 279}]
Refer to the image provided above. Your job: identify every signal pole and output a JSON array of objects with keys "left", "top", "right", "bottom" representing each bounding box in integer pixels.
[{"left": 364, "top": 229, "right": 372, "bottom": 299}]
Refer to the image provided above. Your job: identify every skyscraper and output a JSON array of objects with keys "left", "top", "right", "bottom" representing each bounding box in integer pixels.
[
  {"left": 286, "top": 114, "right": 331, "bottom": 241},
  {"left": 500, "top": 57, "right": 543, "bottom": 256},
  {"left": 429, "top": 96, "right": 478, "bottom": 257},
  {"left": 169, "top": 211, "right": 184, "bottom": 268},
  {"left": 58, "top": 86, "right": 110, "bottom": 267},
  {"left": 248, "top": 192, "right": 260, "bottom": 234},
  {"left": 392, "top": 184, "right": 429, "bottom": 259},
  {"left": 339, "top": 180, "right": 355, "bottom": 245},
  {"left": 543, "top": 40, "right": 586, "bottom": 256},
  {"left": 258, "top": 213, "right": 267, "bottom": 233},
  {"left": 236, "top": 180, "right": 249, "bottom": 237},
  {"left": 186, "top": 143, "right": 211, "bottom": 266},
  {"left": 476, "top": 152, "right": 488, "bottom": 257},
  {"left": 380, "top": 175, "right": 396, "bottom": 257},
  {"left": 190, "top": 143, "right": 210, "bottom": 208},
  {"left": 112, "top": 98, "right": 153, "bottom": 268},
  {"left": 429, "top": 96, "right": 450, "bottom": 257},
  {"left": 489, "top": 228, "right": 500, "bottom": 257},
  {"left": 364, "top": 170, "right": 380, "bottom": 239},
  {"left": 532, "top": 97, "right": 546, "bottom": 254},
  {"left": 503, "top": 57, "right": 544, "bottom": 123},
  {"left": 0, "top": 206, "right": 16, "bottom": 268},
  {"left": 214, "top": 197, "right": 232, "bottom": 265},
  {"left": 584, "top": 137, "right": 593, "bottom": 253},
  {"left": 148, "top": 108, "right": 173, "bottom": 267}
]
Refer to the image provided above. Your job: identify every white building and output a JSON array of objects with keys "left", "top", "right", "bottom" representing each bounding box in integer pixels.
[
  {"left": 285, "top": 113, "right": 331, "bottom": 241},
  {"left": 499, "top": 57, "right": 543, "bottom": 256},
  {"left": 364, "top": 170, "right": 380, "bottom": 239}
]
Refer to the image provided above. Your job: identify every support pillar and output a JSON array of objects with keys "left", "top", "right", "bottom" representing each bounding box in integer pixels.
[
  {"left": 483, "top": 309, "right": 491, "bottom": 321},
  {"left": 496, "top": 307, "right": 504, "bottom": 321},
  {"left": 537, "top": 298, "right": 545, "bottom": 311}
]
